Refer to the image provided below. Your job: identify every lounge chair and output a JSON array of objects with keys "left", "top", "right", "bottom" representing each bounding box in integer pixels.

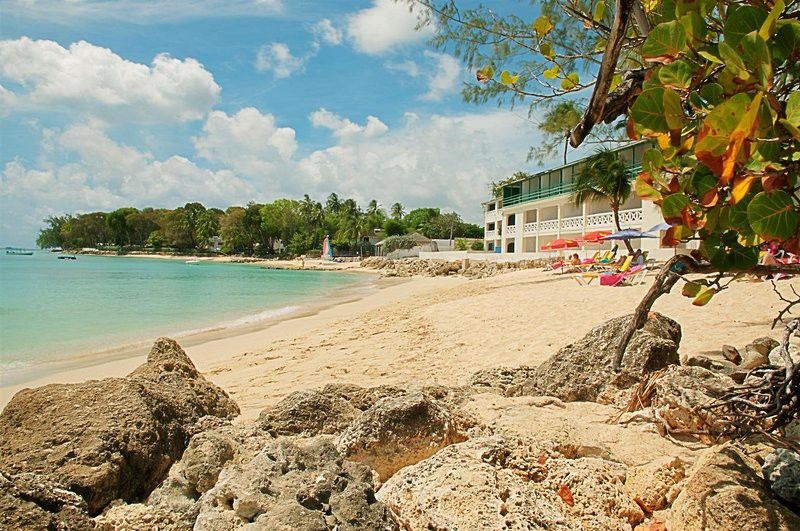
[{"left": 600, "top": 265, "right": 646, "bottom": 286}]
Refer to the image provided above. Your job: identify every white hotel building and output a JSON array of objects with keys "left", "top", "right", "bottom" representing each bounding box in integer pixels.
[{"left": 483, "top": 141, "right": 676, "bottom": 260}]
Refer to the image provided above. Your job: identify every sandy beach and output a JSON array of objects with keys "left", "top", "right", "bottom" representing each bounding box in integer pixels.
[{"left": 3, "top": 266, "right": 793, "bottom": 421}]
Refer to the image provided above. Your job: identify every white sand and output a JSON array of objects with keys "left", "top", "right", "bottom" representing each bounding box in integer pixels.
[{"left": 3, "top": 266, "right": 794, "bottom": 426}]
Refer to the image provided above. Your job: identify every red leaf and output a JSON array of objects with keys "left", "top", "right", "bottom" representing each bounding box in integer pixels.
[
  {"left": 662, "top": 227, "right": 679, "bottom": 246},
  {"left": 762, "top": 173, "right": 788, "bottom": 192},
  {"left": 558, "top": 484, "right": 575, "bottom": 506},
  {"left": 627, "top": 116, "right": 641, "bottom": 140},
  {"left": 681, "top": 206, "right": 705, "bottom": 230},
  {"left": 701, "top": 188, "right": 719, "bottom": 207}
]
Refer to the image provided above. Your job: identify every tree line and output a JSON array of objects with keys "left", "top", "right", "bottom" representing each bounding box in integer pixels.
[{"left": 36, "top": 194, "right": 482, "bottom": 256}]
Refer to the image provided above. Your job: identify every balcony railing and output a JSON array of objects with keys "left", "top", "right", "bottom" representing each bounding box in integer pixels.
[
  {"left": 495, "top": 208, "right": 643, "bottom": 238},
  {"left": 501, "top": 164, "right": 642, "bottom": 208}
]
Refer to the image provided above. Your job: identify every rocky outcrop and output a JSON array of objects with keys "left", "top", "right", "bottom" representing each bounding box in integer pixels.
[
  {"left": 337, "top": 392, "right": 468, "bottom": 481},
  {"left": 360, "top": 256, "right": 551, "bottom": 279},
  {"left": 763, "top": 448, "right": 800, "bottom": 509},
  {"left": 624, "top": 457, "right": 686, "bottom": 513},
  {"left": 668, "top": 444, "right": 800, "bottom": 530},
  {"left": 650, "top": 365, "right": 732, "bottom": 439},
  {"left": 0, "top": 338, "right": 238, "bottom": 515},
  {"left": 258, "top": 389, "right": 361, "bottom": 436},
  {"left": 377, "top": 435, "right": 646, "bottom": 530},
  {"left": 511, "top": 313, "right": 681, "bottom": 402},
  {"left": 469, "top": 365, "right": 538, "bottom": 395},
  {"left": 0, "top": 471, "right": 95, "bottom": 531}
]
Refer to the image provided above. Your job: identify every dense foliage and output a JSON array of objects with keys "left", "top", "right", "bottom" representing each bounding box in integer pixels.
[{"left": 37, "top": 195, "right": 481, "bottom": 256}]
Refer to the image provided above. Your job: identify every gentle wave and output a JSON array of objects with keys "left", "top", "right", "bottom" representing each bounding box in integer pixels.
[{"left": 171, "top": 305, "right": 301, "bottom": 337}]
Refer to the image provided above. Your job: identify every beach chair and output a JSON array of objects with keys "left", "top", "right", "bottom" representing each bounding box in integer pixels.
[{"left": 600, "top": 265, "right": 645, "bottom": 286}]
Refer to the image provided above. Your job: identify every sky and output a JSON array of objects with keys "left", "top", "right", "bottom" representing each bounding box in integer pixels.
[{"left": 0, "top": 0, "right": 556, "bottom": 246}]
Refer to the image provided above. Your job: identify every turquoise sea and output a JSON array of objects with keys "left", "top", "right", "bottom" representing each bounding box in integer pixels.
[{"left": 0, "top": 252, "right": 369, "bottom": 382}]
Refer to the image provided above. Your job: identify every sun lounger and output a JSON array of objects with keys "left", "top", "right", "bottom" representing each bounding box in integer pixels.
[{"left": 600, "top": 265, "right": 645, "bottom": 286}]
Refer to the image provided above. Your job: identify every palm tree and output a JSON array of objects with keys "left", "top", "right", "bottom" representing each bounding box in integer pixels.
[
  {"left": 326, "top": 193, "right": 341, "bottom": 214},
  {"left": 301, "top": 194, "right": 324, "bottom": 228},
  {"left": 571, "top": 148, "right": 634, "bottom": 253},
  {"left": 390, "top": 202, "right": 404, "bottom": 220}
]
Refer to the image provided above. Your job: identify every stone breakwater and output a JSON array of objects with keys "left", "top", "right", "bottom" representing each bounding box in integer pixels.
[
  {"left": 2, "top": 316, "right": 799, "bottom": 530},
  {"left": 360, "top": 256, "right": 552, "bottom": 279}
]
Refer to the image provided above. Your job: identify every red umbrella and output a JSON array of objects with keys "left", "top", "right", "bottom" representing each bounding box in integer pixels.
[
  {"left": 576, "top": 230, "right": 610, "bottom": 244},
  {"left": 541, "top": 238, "right": 579, "bottom": 250}
]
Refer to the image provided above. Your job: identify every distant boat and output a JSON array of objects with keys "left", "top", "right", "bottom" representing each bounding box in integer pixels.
[
  {"left": 6, "top": 249, "right": 33, "bottom": 255},
  {"left": 58, "top": 255, "right": 77, "bottom": 260},
  {"left": 185, "top": 259, "right": 200, "bottom": 265}
]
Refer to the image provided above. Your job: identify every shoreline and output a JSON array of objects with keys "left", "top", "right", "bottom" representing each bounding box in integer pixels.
[
  {"left": 70, "top": 250, "right": 373, "bottom": 272},
  {"left": 0, "top": 274, "right": 445, "bottom": 409}
]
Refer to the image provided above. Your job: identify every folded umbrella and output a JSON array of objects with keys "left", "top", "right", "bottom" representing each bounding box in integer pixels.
[{"left": 602, "top": 228, "right": 658, "bottom": 241}]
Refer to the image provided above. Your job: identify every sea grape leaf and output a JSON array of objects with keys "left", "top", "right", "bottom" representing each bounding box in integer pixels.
[
  {"left": 641, "top": 148, "right": 664, "bottom": 174},
  {"left": 692, "top": 286, "right": 717, "bottom": 306},
  {"left": 630, "top": 87, "right": 682, "bottom": 135},
  {"left": 723, "top": 6, "right": 767, "bottom": 47},
  {"left": 720, "top": 92, "right": 763, "bottom": 184},
  {"left": 747, "top": 190, "right": 798, "bottom": 240},
  {"left": 730, "top": 175, "right": 757, "bottom": 205},
  {"left": 658, "top": 59, "right": 694, "bottom": 89},
  {"left": 758, "top": 0, "right": 784, "bottom": 40},
  {"left": 540, "top": 42, "right": 555, "bottom": 59},
  {"left": 775, "top": 21, "right": 800, "bottom": 61},
  {"left": 786, "top": 91, "right": 800, "bottom": 128},
  {"left": 718, "top": 42, "right": 750, "bottom": 79},
  {"left": 662, "top": 193, "right": 691, "bottom": 222},
  {"left": 682, "top": 281, "right": 703, "bottom": 297},
  {"left": 695, "top": 93, "right": 752, "bottom": 178},
  {"left": 593, "top": 0, "right": 606, "bottom": 22},
  {"left": 635, "top": 174, "right": 663, "bottom": 201},
  {"left": 642, "top": 21, "right": 687, "bottom": 63},
  {"left": 739, "top": 33, "right": 771, "bottom": 88}
]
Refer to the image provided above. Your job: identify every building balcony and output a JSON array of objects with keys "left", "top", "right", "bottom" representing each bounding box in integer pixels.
[
  {"left": 501, "top": 163, "right": 642, "bottom": 209},
  {"left": 507, "top": 208, "right": 643, "bottom": 237},
  {"left": 485, "top": 230, "right": 496, "bottom": 239}
]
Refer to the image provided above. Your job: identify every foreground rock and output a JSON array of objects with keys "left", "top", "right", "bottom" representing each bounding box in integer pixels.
[
  {"left": 668, "top": 444, "right": 800, "bottom": 530},
  {"left": 0, "top": 471, "right": 95, "bottom": 531},
  {"left": 650, "top": 365, "right": 733, "bottom": 440},
  {"left": 377, "top": 435, "right": 645, "bottom": 530},
  {"left": 0, "top": 338, "right": 238, "bottom": 515},
  {"left": 337, "top": 392, "right": 469, "bottom": 481},
  {"left": 510, "top": 313, "right": 681, "bottom": 403},
  {"left": 763, "top": 448, "right": 800, "bottom": 509},
  {"left": 98, "top": 423, "right": 398, "bottom": 530}
]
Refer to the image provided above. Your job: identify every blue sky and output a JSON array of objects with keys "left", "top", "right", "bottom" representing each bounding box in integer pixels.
[{"left": 0, "top": 0, "right": 552, "bottom": 246}]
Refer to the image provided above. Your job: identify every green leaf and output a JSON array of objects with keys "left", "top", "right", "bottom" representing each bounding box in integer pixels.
[
  {"left": 499, "top": 70, "right": 519, "bottom": 86},
  {"left": 560, "top": 72, "right": 580, "bottom": 90},
  {"left": 658, "top": 59, "right": 694, "bottom": 89},
  {"left": 701, "top": 232, "right": 760, "bottom": 271},
  {"left": 629, "top": 87, "right": 684, "bottom": 135},
  {"left": 747, "top": 191, "right": 799, "bottom": 240},
  {"left": 786, "top": 91, "right": 800, "bottom": 128},
  {"left": 543, "top": 65, "right": 560, "bottom": 80},
  {"left": 740, "top": 32, "right": 772, "bottom": 88},
  {"left": 692, "top": 286, "right": 717, "bottom": 306},
  {"left": 724, "top": 6, "right": 767, "bottom": 47},
  {"left": 758, "top": 0, "right": 784, "bottom": 40},
  {"left": 662, "top": 193, "right": 691, "bottom": 220},
  {"left": 635, "top": 175, "right": 663, "bottom": 201},
  {"left": 533, "top": 16, "right": 554, "bottom": 36},
  {"left": 680, "top": 12, "right": 706, "bottom": 42},
  {"left": 641, "top": 148, "right": 664, "bottom": 174},
  {"left": 642, "top": 21, "right": 687, "bottom": 63},
  {"left": 682, "top": 281, "right": 703, "bottom": 298},
  {"left": 698, "top": 83, "right": 723, "bottom": 106},
  {"left": 775, "top": 20, "right": 800, "bottom": 61},
  {"left": 718, "top": 42, "right": 750, "bottom": 78},
  {"left": 476, "top": 65, "right": 494, "bottom": 82}
]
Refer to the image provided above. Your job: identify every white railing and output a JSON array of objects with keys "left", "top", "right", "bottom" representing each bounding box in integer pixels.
[
  {"left": 506, "top": 225, "right": 517, "bottom": 235},
  {"left": 523, "top": 222, "right": 537, "bottom": 235},
  {"left": 561, "top": 216, "right": 584, "bottom": 230},
  {"left": 485, "top": 230, "right": 496, "bottom": 239},
  {"left": 539, "top": 219, "right": 559, "bottom": 232}
]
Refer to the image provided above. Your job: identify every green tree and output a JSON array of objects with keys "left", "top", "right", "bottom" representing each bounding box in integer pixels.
[
  {"left": 106, "top": 207, "right": 137, "bottom": 246},
  {"left": 325, "top": 193, "right": 341, "bottom": 214},
  {"left": 220, "top": 207, "right": 248, "bottom": 254},
  {"left": 36, "top": 215, "right": 70, "bottom": 249},
  {"left": 571, "top": 148, "right": 634, "bottom": 252},
  {"left": 403, "top": 208, "right": 440, "bottom": 232},
  {"left": 383, "top": 218, "right": 406, "bottom": 236},
  {"left": 390, "top": 202, "right": 405, "bottom": 220}
]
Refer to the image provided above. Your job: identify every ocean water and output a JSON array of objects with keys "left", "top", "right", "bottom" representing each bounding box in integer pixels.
[{"left": 0, "top": 252, "right": 368, "bottom": 379}]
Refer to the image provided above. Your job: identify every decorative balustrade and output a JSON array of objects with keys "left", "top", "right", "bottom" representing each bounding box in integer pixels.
[
  {"left": 539, "top": 219, "right": 559, "bottom": 232},
  {"left": 506, "top": 225, "right": 517, "bottom": 235},
  {"left": 485, "top": 230, "right": 496, "bottom": 239},
  {"left": 561, "top": 216, "right": 584, "bottom": 230},
  {"left": 523, "top": 222, "right": 537, "bottom": 235},
  {"left": 491, "top": 208, "right": 644, "bottom": 238}
]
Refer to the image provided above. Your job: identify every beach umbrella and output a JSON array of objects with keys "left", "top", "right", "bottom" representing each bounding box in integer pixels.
[
  {"left": 541, "top": 238, "right": 579, "bottom": 250},
  {"left": 576, "top": 230, "right": 610, "bottom": 244},
  {"left": 602, "top": 228, "right": 658, "bottom": 241},
  {"left": 646, "top": 222, "right": 672, "bottom": 233}
]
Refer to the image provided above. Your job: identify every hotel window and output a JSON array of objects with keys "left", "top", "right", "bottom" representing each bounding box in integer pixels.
[
  {"left": 507, "top": 214, "right": 516, "bottom": 226},
  {"left": 487, "top": 222, "right": 495, "bottom": 231},
  {"left": 487, "top": 203, "right": 496, "bottom": 211}
]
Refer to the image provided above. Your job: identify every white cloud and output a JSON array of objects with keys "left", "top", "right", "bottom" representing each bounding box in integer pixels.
[
  {"left": 194, "top": 107, "right": 297, "bottom": 177},
  {"left": 384, "top": 59, "right": 420, "bottom": 77},
  {"left": 3, "top": 0, "right": 284, "bottom": 23},
  {"left": 255, "top": 43, "right": 306, "bottom": 79},
  {"left": 0, "top": 38, "right": 219, "bottom": 123},
  {"left": 346, "top": 0, "right": 433, "bottom": 55},
  {"left": 309, "top": 108, "right": 389, "bottom": 141},
  {"left": 421, "top": 51, "right": 461, "bottom": 101},
  {"left": 311, "top": 19, "right": 342, "bottom": 46}
]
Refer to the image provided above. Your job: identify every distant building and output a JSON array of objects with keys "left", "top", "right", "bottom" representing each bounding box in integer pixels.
[
  {"left": 483, "top": 141, "right": 678, "bottom": 260},
  {"left": 208, "top": 235, "right": 223, "bottom": 252}
]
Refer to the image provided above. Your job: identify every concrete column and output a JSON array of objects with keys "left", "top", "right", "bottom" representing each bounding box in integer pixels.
[
  {"left": 581, "top": 202, "right": 587, "bottom": 236},
  {"left": 515, "top": 212, "right": 523, "bottom": 254},
  {"left": 556, "top": 204, "right": 562, "bottom": 238},
  {"left": 535, "top": 208, "right": 540, "bottom": 253}
]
